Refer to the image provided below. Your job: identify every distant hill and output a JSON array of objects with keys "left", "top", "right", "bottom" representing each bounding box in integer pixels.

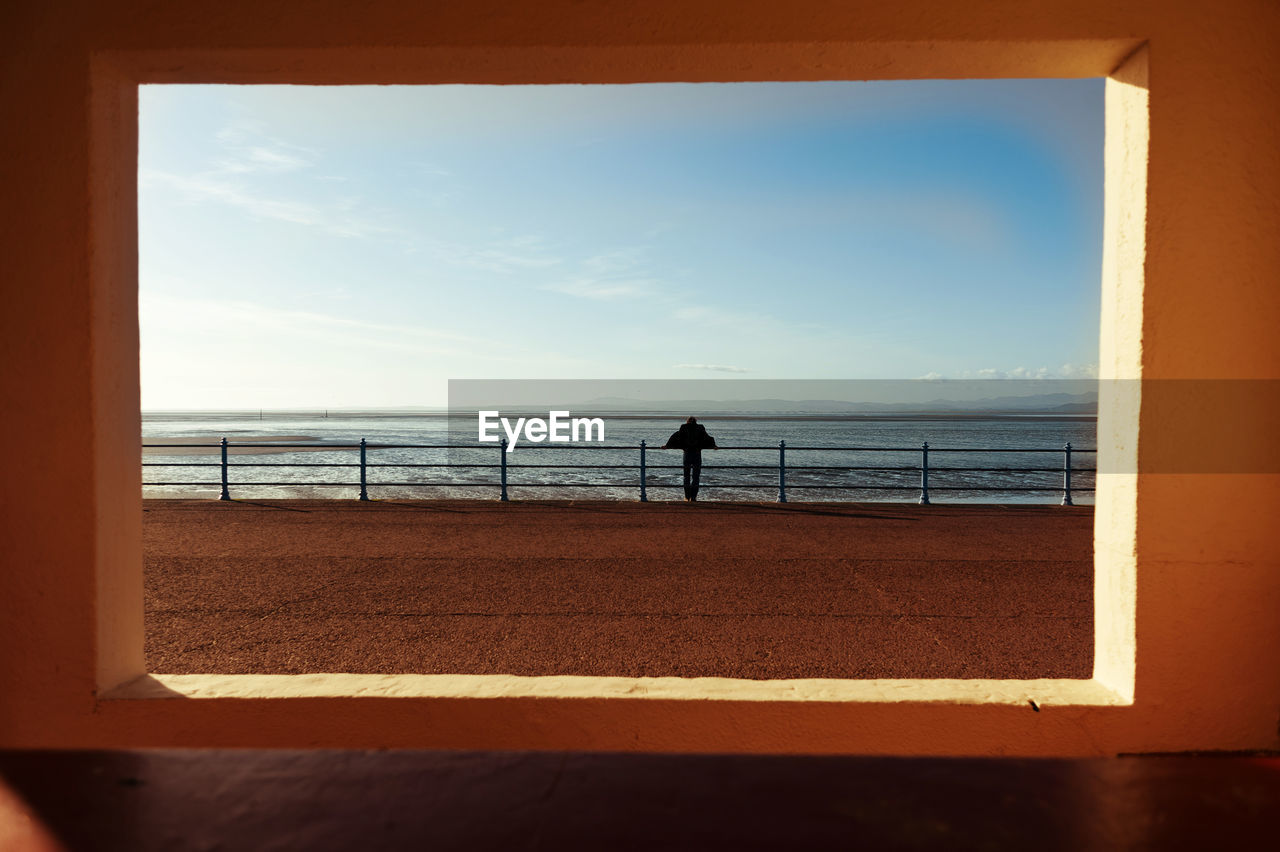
[
  {"left": 143, "top": 393, "right": 1099, "bottom": 419},
  {"left": 579, "top": 392, "right": 1098, "bottom": 415}
]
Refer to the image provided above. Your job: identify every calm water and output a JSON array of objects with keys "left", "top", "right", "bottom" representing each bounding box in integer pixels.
[{"left": 142, "top": 412, "right": 1096, "bottom": 503}]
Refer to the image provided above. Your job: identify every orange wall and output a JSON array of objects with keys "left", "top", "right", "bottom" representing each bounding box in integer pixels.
[{"left": 1, "top": 1, "right": 1277, "bottom": 754}]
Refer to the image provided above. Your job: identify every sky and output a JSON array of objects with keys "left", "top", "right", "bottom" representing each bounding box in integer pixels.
[{"left": 138, "top": 80, "right": 1104, "bottom": 409}]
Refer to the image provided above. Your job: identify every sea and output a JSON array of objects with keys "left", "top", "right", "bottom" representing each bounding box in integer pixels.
[{"left": 142, "top": 411, "right": 1097, "bottom": 504}]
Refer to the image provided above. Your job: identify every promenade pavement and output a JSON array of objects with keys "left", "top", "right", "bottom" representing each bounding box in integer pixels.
[{"left": 143, "top": 500, "right": 1093, "bottom": 679}]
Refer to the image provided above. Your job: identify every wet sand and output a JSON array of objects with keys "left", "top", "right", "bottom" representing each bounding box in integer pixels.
[{"left": 144, "top": 500, "right": 1093, "bottom": 680}]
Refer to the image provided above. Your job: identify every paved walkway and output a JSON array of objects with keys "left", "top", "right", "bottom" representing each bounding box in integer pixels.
[{"left": 144, "top": 500, "right": 1093, "bottom": 679}]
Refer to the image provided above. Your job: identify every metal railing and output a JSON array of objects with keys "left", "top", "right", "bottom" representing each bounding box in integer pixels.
[{"left": 143, "top": 439, "right": 1097, "bottom": 505}]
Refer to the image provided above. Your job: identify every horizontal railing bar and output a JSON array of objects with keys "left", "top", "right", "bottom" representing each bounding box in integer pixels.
[
  {"left": 144, "top": 442, "right": 1099, "bottom": 453},
  {"left": 678, "top": 446, "right": 1098, "bottom": 453},
  {"left": 775, "top": 466, "right": 1094, "bottom": 473},
  {"left": 778, "top": 465, "right": 1100, "bottom": 470},
  {"left": 145, "top": 482, "right": 499, "bottom": 488},
  {"left": 143, "top": 443, "right": 246, "bottom": 448},
  {"left": 511, "top": 464, "right": 769, "bottom": 470},
  {"left": 749, "top": 485, "right": 1096, "bottom": 491},
  {"left": 141, "top": 462, "right": 1098, "bottom": 474},
  {"left": 912, "top": 448, "right": 1098, "bottom": 454},
  {"left": 928, "top": 467, "right": 1098, "bottom": 473},
  {"left": 499, "top": 445, "right": 1099, "bottom": 452},
  {"left": 145, "top": 482, "right": 355, "bottom": 487},
  {"left": 350, "top": 483, "right": 498, "bottom": 487},
  {"left": 188, "top": 463, "right": 361, "bottom": 468},
  {"left": 717, "top": 446, "right": 1078, "bottom": 453},
  {"left": 143, "top": 443, "right": 361, "bottom": 449},
  {"left": 140, "top": 463, "right": 222, "bottom": 467},
  {"left": 926, "top": 486, "right": 1095, "bottom": 492},
  {"left": 497, "top": 483, "right": 922, "bottom": 490},
  {"left": 780, "top": 465, "right": 926, "bottom": 472},
  {"left": 380, "top": 483, "right": 631, "bottom": 488},
  {"left": 351, "top": 444, "right": 472, "bottom": 450},
  {"left": 142, "top": 481, "right": 1096, "bottom": 492},
  {"left": 374, "top": 463, "right": 664, "bottom": 470},
  {"left": 706, "top": 485, "right": 922, "bottom": 491}
]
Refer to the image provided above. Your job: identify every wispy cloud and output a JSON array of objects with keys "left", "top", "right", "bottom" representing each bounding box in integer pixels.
[
  {"left": 141, "top": 169, "right": 401, "bottom": 240},
  {"left": 971, "top": 363, "right": 1099, "bottom": 380},
  {"left": 919, "top": 363, "right": 1099, "bottom": 380},
  {"left": 675, "top": 363, "right": 750, "bottom": 373},
  {"left": 539, "top": 243, "right": 834, "bottom": 349},
  {"left": 423, "top": 235, "right": 563, "bottom": 274},
  {"left": 581, "top": 248, "right": 646, "bottom": 273},
  {"left": 213, "top": 124, "right": 319, "bottom": 175},
  {"left": 140, "top": 292, "right": 500, "bottom": 359},
  {"left": 669, "top": 304, "right": 823, "bottom": 342},
  {"left": 216, "top": 145, "right": 314, "bottom": 174},
  {"left": 541, "top": 249, "right": 656, "bottom": 300},
  {"left": 540, "top": 248, "right": 822, "bottom": 350},
  {"left": 140, "top": 120, "right": 405, "bottom": 240},
  {"left": 543, "top": 279, "right": 654, "bottom": 300},
  {"left": 412, "top": 162, "right": 454, "bottom": 179},
  {"left": 142, "top": 169, "right": 316, "bottom": 223},
  {"left": 671, "top": 306, "right": 716, "bottom": 322}
]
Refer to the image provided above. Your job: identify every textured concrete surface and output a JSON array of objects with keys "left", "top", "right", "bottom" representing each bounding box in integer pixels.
[{"left": 144, "top": 500, "right": 1093, "bottom": 679}]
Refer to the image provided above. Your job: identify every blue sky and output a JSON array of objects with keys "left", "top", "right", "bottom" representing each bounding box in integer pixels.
[{"left": 139, "top": 81, "right": 1103, "bottom": 409}]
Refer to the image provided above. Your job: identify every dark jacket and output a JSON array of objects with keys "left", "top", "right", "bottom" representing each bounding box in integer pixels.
[{"left": 665, "top": 423, "right": 717, "bottom": 462}]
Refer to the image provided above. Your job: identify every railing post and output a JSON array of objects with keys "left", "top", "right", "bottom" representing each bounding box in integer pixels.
[
  {"left": 639, "top": 440, "right": 648, "bottom": 502},
  {"left": 359, "top": 438, "right": 369, "bottom": 501},
  {"left": 219, "top": 437, "right": 230, "bottom": 501},
  {"left": 1061, "top": 442, "right": 1074, "bottom": 506},
  {"left": 919, "top": 441, "right": 930, "bottom": 505},
  {"left": 778, "top": 440, "right": 787, "bottom": 503},
  {"left": 500, "top": 438, "right": 509, "bottom": 502}
]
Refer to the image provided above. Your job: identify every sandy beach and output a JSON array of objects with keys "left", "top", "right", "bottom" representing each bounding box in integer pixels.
[{"left": 144, "top": 500, "right": 1093, "bottom": 679}]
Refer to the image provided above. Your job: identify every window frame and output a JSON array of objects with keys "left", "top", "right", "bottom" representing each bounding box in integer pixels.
[{"left": 89, "top": 41, "right": 1148, "bottom": 754}]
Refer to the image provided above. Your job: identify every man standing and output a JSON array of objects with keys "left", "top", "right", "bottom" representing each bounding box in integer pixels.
[{"left": 661, "top": 417, "right": 718, "bottom": 502}]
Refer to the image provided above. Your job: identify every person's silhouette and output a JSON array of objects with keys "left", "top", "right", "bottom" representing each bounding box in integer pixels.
[{"left": 660, "top": 417, "right": 718, "bottom": 502}]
